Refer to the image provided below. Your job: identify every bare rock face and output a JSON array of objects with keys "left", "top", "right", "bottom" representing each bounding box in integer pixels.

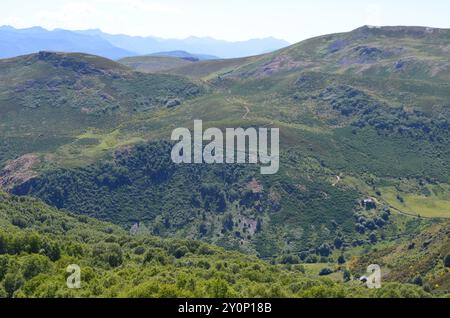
[{"left": 0, "top": 154, "right": 39, "bottom": 190}]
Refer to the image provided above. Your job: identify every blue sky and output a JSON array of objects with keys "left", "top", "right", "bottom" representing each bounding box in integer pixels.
[{"left": 1, "top": 0, "right": 449, "bottom": 43}]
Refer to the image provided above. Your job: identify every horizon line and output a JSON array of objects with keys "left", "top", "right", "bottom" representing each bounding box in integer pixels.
[{"left": 0, "top": 24, "right": 293, "bottom": 44}]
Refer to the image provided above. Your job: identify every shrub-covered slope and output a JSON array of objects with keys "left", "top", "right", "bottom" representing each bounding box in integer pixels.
[
  {"left": 0, "top": 52, "right": 203, "bottom": 167},
  {"left": 118, "top": 56, "right": 194, "bottom": 73},
  {"left": 0, "top": 27, "right": 449, "bottom": 280},
  {"left": 350, "top": 222, "right": 450, "bottom": 295},
  {"left": 13, "top": 140, "right": 442, "bottom": 263},
  {"left": 2, "top": 192, "right": 435, "bottom": 298}
]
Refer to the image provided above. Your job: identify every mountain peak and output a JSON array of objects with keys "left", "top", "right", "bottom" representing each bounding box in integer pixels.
[
  {"left": 0, "top": 25, "right": 47, "bottom": 33},
  {"left": 0, "top": 25, "right": 15, "bottom": 31},
  {"left": 0, "top": 26, "right": 291, "bottom": 59},
  {"left": 21, "top": 26, "right": 48, "bottom": 33}
]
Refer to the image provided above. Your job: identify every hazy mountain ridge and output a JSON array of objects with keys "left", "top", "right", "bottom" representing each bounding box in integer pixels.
[
  {"left": 78, "top": 28, "right": 290, "bottom": 58},
  {"left": 0, "top": 26, "right": 290, "bottom": 60},
  {"left": 0, "top": 26, "right": 135, "bottom": 60}
]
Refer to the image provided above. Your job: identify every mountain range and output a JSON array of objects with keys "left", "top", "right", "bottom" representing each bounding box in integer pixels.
[
  {"left": 0, "top": 25, "right": 449, "bottom": 297},
  {"left": 0, "top": 26, "right": 290, "bottom": 60}
]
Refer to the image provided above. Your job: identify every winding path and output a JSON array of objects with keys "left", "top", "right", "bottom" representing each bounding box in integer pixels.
[{"left": 242, "top": 105, "right": 250, "bottom": 119}]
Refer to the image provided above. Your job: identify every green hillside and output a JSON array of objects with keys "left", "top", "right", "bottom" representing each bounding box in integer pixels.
[
  {"left": 118, "top": 56, "right": 194, "bottom": 73},
  {"left": 171, "top": 26, "right": 450, "bottom": 81},
  {"left": 168, "top": 56, "right": 256, "bottom": 79},
  {"left": 12, "top": 141, "right": 363, "bottom": 257},
  {"left": 0, "top": 51, "right": 203, "bottom": 170},
  {"left": 350, "top": 222, "right": 450, "bottom": 295},
  {"left": 0, "top": 27, "right": 449, "bottom": 298},
  {"left": 2, "top": 192, "right": 435, "bottom": 298}
]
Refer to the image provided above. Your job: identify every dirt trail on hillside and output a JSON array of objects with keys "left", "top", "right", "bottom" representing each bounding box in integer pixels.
[
  {"left": 207, "top": 80, "right": 252, "bottom": 120},
  {"left": 332, "top": 175, "right": 342, "bottom": 186},
  {"left": 242, "top": 105, "right": 250, "bottom": 119}
]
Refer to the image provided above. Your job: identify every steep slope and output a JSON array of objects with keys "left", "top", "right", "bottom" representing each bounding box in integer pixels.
[
  {"left": 11, "top": 141, "right": 359, "bottom": 255},
  {"left": 168, "top": 26, "right": 450, "bottom": 114},
  {"left": 1, "top": 26, "right": 449, "bottom": 269},
  {"left": 164, "top": 26, "right": 450, "bottom": 182},
  {"left": 11, "top": 139, "right": 446, "bottom": 262},
  {"left": 164, "top": 26, "right": 450, "bottom": 208},
  {"left": 350, "top": 222, "right": 450, "bottom": 295},
  {"left": 0, "top": 51, "right": 203, "bottom": 170},
  {"left": 3, "top": 191, "right": 428, "bottom": 298},
  {"left": 186, "top": 26, "right": 450, "bottom": 81}
]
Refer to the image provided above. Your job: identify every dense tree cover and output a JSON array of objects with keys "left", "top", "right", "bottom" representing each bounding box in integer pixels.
[
  {"left": 0, "top": 192, "right": 438, "bottom": 298},
  {"left": 12, "top": 140, "right": 397, "bottom": 258},
  {"left": 1, "top": 29, "right": 449, "bottom": 299},
  {"left": 1, "top": 29, "right": 448, "bottom": 266}
]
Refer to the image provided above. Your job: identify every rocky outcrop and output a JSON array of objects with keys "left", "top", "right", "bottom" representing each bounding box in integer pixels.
[{"left": 0, "top": 154, "right": 38, "bottom": 190}]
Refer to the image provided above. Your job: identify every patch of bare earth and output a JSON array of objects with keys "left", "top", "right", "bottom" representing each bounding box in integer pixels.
[
  {"left": 0, "top": 154, "right": 39, "bottom": 190},
  {"left": 248, "top": 178, "right": 263, "bottom": 193},
  {"left": 80, "top": 107, "right": 95, "bottom": 114}
]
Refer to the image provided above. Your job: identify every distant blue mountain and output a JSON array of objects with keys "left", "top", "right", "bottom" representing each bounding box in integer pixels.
[
  {"left": 0, "top": 26, "right": 135, "bottom": 59},
  {"left": 76, "top": 29, "right": 290, "bottom": 58},
  {"left": 0, "top": 26, "right": 290, "bottom": 60}
]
